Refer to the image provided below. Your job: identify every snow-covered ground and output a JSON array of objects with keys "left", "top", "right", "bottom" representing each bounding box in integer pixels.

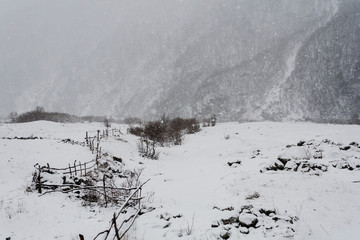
[{"left": 1, "top": 121, "right": 360, "bottom": 240}]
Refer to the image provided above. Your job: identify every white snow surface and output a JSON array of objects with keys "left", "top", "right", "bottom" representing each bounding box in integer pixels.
[{"left": 1, "top": 121, "right": 360, "bottom": 239}]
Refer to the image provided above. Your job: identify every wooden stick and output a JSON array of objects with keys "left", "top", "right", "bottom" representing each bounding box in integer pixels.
[
  {"left": 79, "top": 162, "right": 82, "bottom": 177},
  {"left": 63, "top": 162, "right": 97, "bottom": 174},
  {"left": 40, "top": 159, "right": 95, "bottom": 171},
  {"left": 74, "top": 161, "right": 77, "bottom": 176},
  {"left": 39, "top": 183, "right": 137, "bottom": 191},
  {"left": 103, "top": 175, "right": 108, "bottom": 208},
  {"left": 118, "top": 209, "right": 141, "bottom": 240},
  {"left": 113, "top": 213, "right": 121, "bottom": 240},
  {"left": 37, "top": 166, "right": 42, "bottom": 194},
  {"left": 99, "top": 180, "right": 150, "bottom": 240},
  {"left": 115, "top": 179, "right": 149, "bottom": 219}
]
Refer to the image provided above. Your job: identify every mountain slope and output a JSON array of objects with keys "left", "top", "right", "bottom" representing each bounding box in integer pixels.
[
  {"left": 265, "top": 0, "right": 360, "bottom": 123},
  {"left": 2, "top": 0, "right": 359, "bottom": 123}
]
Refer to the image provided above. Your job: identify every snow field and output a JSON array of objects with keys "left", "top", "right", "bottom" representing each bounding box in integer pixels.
[{"left": 0, "top": 121, "right": 360, "bottom": 239}]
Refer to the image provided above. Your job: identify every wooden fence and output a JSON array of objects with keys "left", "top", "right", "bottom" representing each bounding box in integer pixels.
[
  {"left": 91, "top": 179, "right": 149, "bottom": 240},
  {"left": 32, "top": 127, "right": 148, "bottom": 240}
]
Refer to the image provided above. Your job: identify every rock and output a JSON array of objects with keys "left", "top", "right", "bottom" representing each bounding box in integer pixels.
[
  {"left": 238, "top": 214, "right": 258, "bottom": 228},
  {"left": 227, "top": 161, "right": 241, "bottom": 167},
  {"left": 335, "top": 162, "right": 349, "bottom": 169},
  {"left": 220, "top": 231, "right": 231, "bottom": 240},
  {"left": 160, "top": 213, "right": 171, "bottom": 221},
  {"left": 211, "top": 220, "right": 220, "bottom": 228},
  {"left": 278, "top": 157, "right": 290, "bottom": 165},
  {"left": 278, "top": 147, "right": 311, "bottom": 161},
  {"left": 300, "top": 163, "right": 310, "bottom": 172},
  {"left": 259, "top": 208, "right": 276, "bottom": 216},
  {"left": 297, "top": 141, "right": 306, "bottom": 146},
  {"left": 266, "top": 165, "right": 278, "bottom": 171},
  {"left": 240, "top": 205, "right": 253, "bottom": 213},
  {"left": 349, "top": 142, "right": 359, "bottom": 147},
  {"left": 222, "top": 216, "right": 238, "bottom": 225},
  {"left": 284, "top": 161, "right": 297, "bottom": 171},
  {"left": 113, "top": 156, "right": 122, "bottom": 163},
  {"left": 274, "top": 160, "right": 284, "bottom": 170},
  {"left": 222, "top": 206, "right": 234, "bottom": 211},
  {"left": 340, "top": 146, "right": 351, "bottom": 151},
  {"left": 239, "top": 227, "right": 250, "bottom": 234}
]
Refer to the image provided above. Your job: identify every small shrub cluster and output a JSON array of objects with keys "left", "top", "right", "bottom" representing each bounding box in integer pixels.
[
  {"left": 128, "top": 126, "right": 144, "bottom": 136},
  {"left": 129, "top": 117, "right": 201, "bottom": 159},
  {"left": 130, "top": 117, "right": 201, "bottom": 146}
]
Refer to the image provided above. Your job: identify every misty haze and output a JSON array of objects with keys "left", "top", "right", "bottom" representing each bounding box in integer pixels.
[{"left": 1, "top": 0, "right": 360, "bottom": 239}]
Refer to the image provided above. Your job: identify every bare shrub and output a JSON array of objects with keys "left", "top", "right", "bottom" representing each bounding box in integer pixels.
[
  {"left": 128, "top": 126, "right": 144, "bottom": 136},
  {"left": 104, "top": 117, "right": 111, "bottom": 128},
  {"left": 129, "top": 117, "right": 201, "bottom": 159},
  {"left": 138, "top": 138, "right": 159, "bottom": 160},
  {"left": 186, "top": 214, "right": 195, "bottom": 236}
]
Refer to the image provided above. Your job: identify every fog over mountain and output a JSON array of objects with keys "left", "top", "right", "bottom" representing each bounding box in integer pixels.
[{"left": 1, "top": 0, "right": 359, "bottom": 122}]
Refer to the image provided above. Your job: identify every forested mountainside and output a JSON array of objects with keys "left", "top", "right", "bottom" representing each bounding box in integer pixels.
[
  {"left": 265, "top": 0, "right": 360, "bottom": 123},
  {"left": 1, "top": 0, "right": 358, "bottom": 123}
]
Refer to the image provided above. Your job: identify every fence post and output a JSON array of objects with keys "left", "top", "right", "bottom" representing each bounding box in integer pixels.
[
  {"left": 74, "top": 161, "right": 77, "bottom": 176},
  {"left": 68, "top": 163, "right": 72, "bottom": 176},
  {"left": 84, "top": 163, "right": 87, "bottom": 176},
  {"left": 79, "top": 161, "right": 82, "bottom": 177},
  {"left": 97, "top": 130, "right": 100, "bottom": 142},
  {"left": 86, "top": 132, "right": 89, "bottom": 145},
  {"left": 37, "top": 166, "right": 42, "bottom": 194},
  {"left": 103, "top": 175, "right": 107, "bottom": 207},
  {"left": 138, "top": 187, "right": 142, "bottom": 209}
]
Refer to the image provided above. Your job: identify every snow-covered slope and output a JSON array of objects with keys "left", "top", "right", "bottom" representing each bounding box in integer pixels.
[
  {"left": 3, "top": 0, "right": 360, "bottom": 123},
  {"left": 1, "top": 121, "right": 360, "bottom": 239}
]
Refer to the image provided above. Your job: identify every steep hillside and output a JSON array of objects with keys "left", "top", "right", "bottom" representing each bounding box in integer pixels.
[
  {"left": 2, "top": 0, "right": 358, "bottom": 123},
  {"left": 264, "top": 0, "right": 360, "bottom": 123}
]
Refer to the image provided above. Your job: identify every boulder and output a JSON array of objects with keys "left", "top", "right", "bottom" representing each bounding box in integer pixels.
[{"left": 238, "top": 214, "right": 258, "bottom": 228}]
